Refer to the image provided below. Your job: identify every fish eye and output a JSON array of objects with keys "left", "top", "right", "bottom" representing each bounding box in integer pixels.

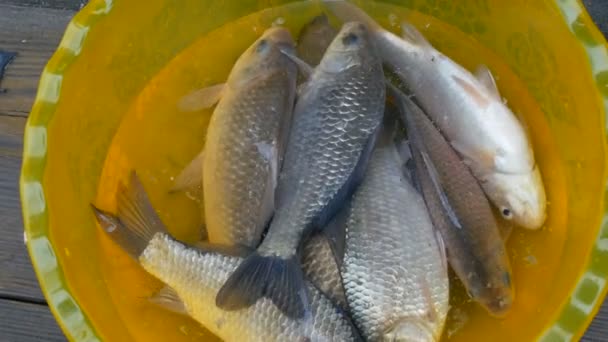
[
  {"left": 501, "top": 207, "right": 513, "bottom": 219},
  {"left": 342, "top": 33, "right": 359, "bottom": 46},
  {"left": 256, "top": 39, "right": 269, "bottom": 53}
]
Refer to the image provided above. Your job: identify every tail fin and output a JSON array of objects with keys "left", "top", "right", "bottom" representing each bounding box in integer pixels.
[
  {"left": 216, "top": 253, "right": 308, "bottom": 319},
  {"left": 322, "top": 0, "right": 383, "bottom": 32},
  {"left": 91, "top": 171, "right": 168, "bottom": 259}
]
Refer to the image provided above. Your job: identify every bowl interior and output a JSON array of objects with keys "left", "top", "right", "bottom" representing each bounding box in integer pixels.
[{"left": 21, "top": 0, "right": 608, "bottom": 341}]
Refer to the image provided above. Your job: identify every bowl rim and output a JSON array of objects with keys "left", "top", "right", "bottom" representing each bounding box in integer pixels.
[{"left": 18, "top": 0, "right": 608, "bottom": 341}]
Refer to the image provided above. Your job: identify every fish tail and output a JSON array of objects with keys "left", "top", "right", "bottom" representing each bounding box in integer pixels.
[
  {"left": 91, "top": 171, "right": 168, "bottom": 259},
  {"left": 322, "top": 0, "right": 383, "bottom": 32},
  {"left": 216, "top": 253, "right": 308, "bottom": 319}
]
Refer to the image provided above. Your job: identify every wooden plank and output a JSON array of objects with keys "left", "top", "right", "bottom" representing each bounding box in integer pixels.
[
  {"left": 0, "top": 299, "right": 65, "bottom": 341},
  {"left": 0, "top": 4, "right": 75, "bottom": 117},
  {"left": 0, "top": 115, "right": 46, "bottom": 302},
  {"left": 0, "top": 0, "right": 84, "bottom": 11},
  {"left": 585, "top": 301, "right": 608, "bottom": 341},
  {"left": 583, "top": 0, "right": 608, "bottom": 39}
]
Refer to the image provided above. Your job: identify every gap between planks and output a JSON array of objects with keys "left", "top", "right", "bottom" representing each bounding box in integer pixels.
[{"left": 0, "top": 4, "right": 76, "bottom": 117}]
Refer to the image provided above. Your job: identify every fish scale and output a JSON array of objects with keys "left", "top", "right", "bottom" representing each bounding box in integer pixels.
[
  {"left": 204, "top": 67, "right": 295, "bottom": 248},
  {"left": 216, "top": 23, "right": 386, "bottom": 319},
  {"left": 139, "top": 234, "right": 359, "bottom": 342},
  {"left": 342, "top": 144, "right": 449, "bottom": 341}
]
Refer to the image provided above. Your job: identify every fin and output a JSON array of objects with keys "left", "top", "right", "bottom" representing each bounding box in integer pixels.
[
  {"left": 400, "top": 22, "right": 432, "bottom": 48},
  {"left": 433, "top": 229, "right": 448, "bottom": 273},
  {"left": 474, "top": 65, "right": 501, "bottom": 99},
  {"left": 451, "top": 75, "right": 490, "bottom": 108},
  {"left": 280, "top": 49, "right": 314, "bottom": 79},
  {"left": 404, "top": 158, "right": 421, "bottom": 193},
  {"left": 450, "top": 140, "right": 496, "bottom": 173},
  {"left": 418, "top": 275, "right": 440, "bottom": 324},
  {"left": 396, "top": 139, "right": 412, "bottom": 164},
  {"left": 170, "top": 150, "right": 204, "bottom": 193},
  {"left": 199, "top": 223, "right": 208, "bottom": 241},
  {"left": 178, "top": 83, "right": 225, "bottom": 112},
  {"left": 149, "top": 286, "right": 188, "bottom": 315},
  {"left": 216, "top": 254, "right": 308, "bottom": 319},
  {"left": 419, "top": 150, "right": 463, "bottom": 230},
  {"left": 191, "top": 241, "right": 252, "bottom": 258},
  {"left": 90, "top": 172, "right": 168, "bottom": 259},
  {"left": 257, "top": 141, "right": 279, "bottom": 233},
  {"left": 321, "top": 202, "right": 349, "bottom": 267},
  {"left": 322, "top": 0, "right": 383, "bottom": 32}
]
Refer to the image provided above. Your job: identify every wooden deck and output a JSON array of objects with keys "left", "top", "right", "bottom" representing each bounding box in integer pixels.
[{"left": 0, "top": 0, "right": 607, "bottom": 340}]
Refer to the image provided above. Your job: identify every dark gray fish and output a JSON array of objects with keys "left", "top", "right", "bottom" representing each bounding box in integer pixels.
[
  {"left": 297, "top": 14, "right": 338, "bottom": 66},
  {"left": 216, "top": 22, "right": 386, "bottom": 319},
  {"left": 390, "top": 85, "right": 514, "bottom": 317},
  {"left": 91, "top": 173, "right": 362, "bottom": 342}
]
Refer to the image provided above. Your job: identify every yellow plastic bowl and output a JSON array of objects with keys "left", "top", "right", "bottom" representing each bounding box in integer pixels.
[{"left": 20, "top": 0, "right": 608, "bottom": 341}]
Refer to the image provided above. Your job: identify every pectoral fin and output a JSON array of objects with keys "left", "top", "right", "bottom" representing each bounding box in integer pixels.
[
  {"left": 178, "top": 83, "right": 225, "bottom": 112},
  {"left": 401, "top": 22, "right": 432, "bottom": 48},
  {"left": 280, "top": 49, "right": 314, "bottom": 80},
  {"left": 149, "top": 286, "right": 188, "bottom": 315},
  {"left": 170, "top": 150, "right": 204, "bottom": 193},
  {"left": 420, "top": 150, "right": 463, "bottom": 230},
  {"left": 474, "top": 65, "right": 501, "bottom": 99},
  {"left": 322, "top": 202, "right": 350, "bottom": 267}
]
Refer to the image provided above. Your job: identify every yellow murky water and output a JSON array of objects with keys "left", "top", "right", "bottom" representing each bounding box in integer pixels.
[{"left": 51, "top": 1, "right": 593, "bottom": 340}]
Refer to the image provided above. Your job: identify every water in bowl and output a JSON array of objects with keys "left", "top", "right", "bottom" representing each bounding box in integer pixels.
[{"left": 88, "top": 1, "right": 567, "bottom": 341}]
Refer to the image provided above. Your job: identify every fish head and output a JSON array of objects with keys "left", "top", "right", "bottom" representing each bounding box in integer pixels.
[
  {"left": 485, "top": 165, "right": 547, "bottom": 230},
  {"left": 319, "top": 21, "right": 376, "bottom": 73},
  {"left": 383, "top": 319, "right": 437, "bottom": 342},
  {"left": 230, "top": 27, "right": 296, "bottom": 85},
  {"left": 467, "top": 261, "right": 514, "bottom": 317}
]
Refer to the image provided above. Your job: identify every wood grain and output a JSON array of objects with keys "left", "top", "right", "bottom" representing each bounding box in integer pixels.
[
  {"left": 0, "top": 299, "right": 65, "bottom": 342},
  {"left": 0, "top": 0, "right": 84, "bottom": 11},
  {"left": 0, "top": 115, "right": 47, "bottom": 303},
  {"left": 0, "top": 4, "right": 75, "bottom": 117}
]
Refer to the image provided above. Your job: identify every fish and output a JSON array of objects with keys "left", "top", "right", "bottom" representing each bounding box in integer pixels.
[
  {"left": 297, "top": 14, "right": 338, "bottom": 66},
  {"left": 340, "top": 122, "right": 449, "bottom": 341},
  {"left": 91, "top": 172, "right": 362, "bottom": 342},
  {"left": 389, "top": 84, "right": 514, "bottom": 317},
  {"left": 323, "top": 0, "right": 546, "bottom": 230},
  {"left": 215, "top": 22, "right": 386, "bottom": 319},
  {"left": 301, "top": 231, "right": 348, "bottom": 312},
  {"left": 173, "top": 27, "right": 298, "bottom": 248}
]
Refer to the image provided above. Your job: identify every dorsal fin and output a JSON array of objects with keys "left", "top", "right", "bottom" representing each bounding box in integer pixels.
[
  {"left": 452, "top": 75, "right": 491, "bottom": 108},
  {"left": 400, "top": 22, "right": 432, "bottom": 48},
  {"left": 474, "top": 65, "right": 501, "bottom": 99}
]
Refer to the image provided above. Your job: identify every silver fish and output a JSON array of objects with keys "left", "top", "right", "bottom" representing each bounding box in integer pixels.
[
  {"left": 324, "top": 0, "right": 546, "bottom": 230},
  {"left": 296, "top": 14, "right": 345, "bottom": 311},
  {"left": 91, "top": 173, "right": 361, "bottom": 342},
  {"left": 391, "top": 85, "right": 513, "bottom": 317},
  {"left": 341, "top": 127, "right": 449, "bottom": 342},
  {"left": 173, "top": 27, "right": 297, "bottom": 248},
  {"left": 216, "top": 22, "right": 386, "bottom": 319},
  {"left": 301, "top": 230, "right": 348, "bottom": 312}
]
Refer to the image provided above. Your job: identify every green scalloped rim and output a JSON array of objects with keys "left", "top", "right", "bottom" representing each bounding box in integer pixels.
[
  {"left": 18, "top": 0, "right": 608, "bottom": 341},
  {"left": 538, "top": 0, "right": 608, "bottom": 341},
  {"left": 20, "top": 0, "right": 113, "bottom": 341}
]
